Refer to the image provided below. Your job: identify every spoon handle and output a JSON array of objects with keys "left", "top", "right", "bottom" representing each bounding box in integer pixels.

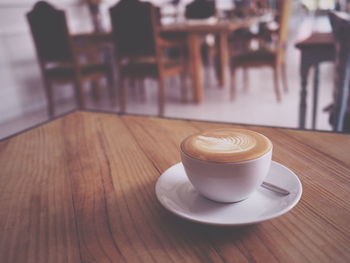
[{"left": 261, "top": 181, "right": 290, "bottom": 195}]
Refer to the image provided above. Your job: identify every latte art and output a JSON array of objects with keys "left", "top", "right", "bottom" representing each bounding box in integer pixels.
[
  {"left": 195, "top": 134, "right": 256, "bottom": 153},
  {"left": 181, "top": 128, "right": 272, "bottom": 163}
]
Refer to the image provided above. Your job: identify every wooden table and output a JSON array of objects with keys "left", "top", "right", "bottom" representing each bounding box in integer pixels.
[
  {"left": 1, "top": 111, "right": 350, "bottom": 263},
  {"left": 295, "top": 32, "right": 335, "bottom": 130},
  {"left": 73, "top": 18, "right": 256, "bottom": 104},
  {"left": 161, "top": 19, "right": 257, "bottom": 103}
]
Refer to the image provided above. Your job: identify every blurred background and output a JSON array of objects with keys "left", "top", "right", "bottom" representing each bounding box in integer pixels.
[{"left": 0, "top": 0, "right": 348, "bottom": 139}]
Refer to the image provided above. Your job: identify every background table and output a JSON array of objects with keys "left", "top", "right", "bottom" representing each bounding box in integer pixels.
[
  {"left": 295, "top": 33, "right": 335, "bottom": 130},
  {"left": 0, "top": 111, "right": 350, "bottom": 262},
  {"left": 161, "top": 18, "right": 257, "bottom": 103},
  {"left": 72, "top": 18, "right": 256, "bottom": 104}
]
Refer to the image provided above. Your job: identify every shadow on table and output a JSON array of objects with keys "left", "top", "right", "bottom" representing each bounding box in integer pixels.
[{"left": 122, "top": 177, "right": 259, "bottom": 250}]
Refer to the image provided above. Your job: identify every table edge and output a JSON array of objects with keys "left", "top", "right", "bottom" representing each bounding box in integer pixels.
[{"left": 1, "top": 109, "right": 348, "bottom": 143}]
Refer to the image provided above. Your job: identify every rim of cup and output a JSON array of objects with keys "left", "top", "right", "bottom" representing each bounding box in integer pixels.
[{"left": 180, "top": 144, "right": 273, "bottom": 165}]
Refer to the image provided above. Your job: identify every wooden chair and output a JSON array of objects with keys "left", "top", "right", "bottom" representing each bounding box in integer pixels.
[
  {"left": 109, "top": 0, "right": 188, "bottom": 116},
  {"left": 185, "top": 0, "right": 216, "bottom": 19},
  {"left": 328, "top": 11, "right": 350, "bottom": 132},
  {"left": 229, "top": 0, "right": 291, "bottom": 101},
  {"left": 27, "top": 1, "right": 114, "bottom": 117}
]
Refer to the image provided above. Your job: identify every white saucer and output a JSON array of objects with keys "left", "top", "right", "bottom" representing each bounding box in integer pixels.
[{"left": 155, "top": 161, "right": 302, "bottom": 226}]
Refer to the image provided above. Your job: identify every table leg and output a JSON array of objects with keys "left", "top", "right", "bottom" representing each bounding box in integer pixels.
[
  {"left": 188, "top": 34, "right": 203, "bottom": 103},
  {"left": 91, "top": 80, "right": 101, "bottom": 101},
  {"left": 215, "top": 32, "right": 228, "bottom": 88},
  {"left": 104, "top": 45, "right": 116, "bottom": 106},
  {"left": 299, "top": 56, "right": 311, "bottom": 129},
  {"left": 312, "top": 64, "right": 320, "bottom": 130},
  {"left": 88, "top": 50, "right": 101, "bottom": 101}
]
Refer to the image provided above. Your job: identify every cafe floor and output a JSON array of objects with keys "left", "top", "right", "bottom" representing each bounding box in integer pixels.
[
  {"left": 0, "top": 59, "right": 334, "bottom": 140},
  {"left": 0, "top": 14, "right": 334, "bottom": 139}
]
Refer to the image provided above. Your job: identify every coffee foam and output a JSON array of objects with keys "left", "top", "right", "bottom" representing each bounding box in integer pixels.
[
  {"left": 181, "top": 129, "right": 272, "bottom": 163},
  {"left": 195, "top": 134, "right": 256, "bottom": 153}
]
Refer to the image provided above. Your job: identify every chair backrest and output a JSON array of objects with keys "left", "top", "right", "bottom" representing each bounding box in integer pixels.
[
  {"left": 27, "top": 1, "right": 73, "bottom": 64},
  {"left": 275, "top": 0, "right": 291, "bottom": 63},
  {"left": 109, "top": 0, "right": 159, "bottom": 60},
  {"left": 328, "top": 11, "right": 350, "bottom": 132},
  {"left": 185, "top": 0, "right": 216, "bottom": 19}
]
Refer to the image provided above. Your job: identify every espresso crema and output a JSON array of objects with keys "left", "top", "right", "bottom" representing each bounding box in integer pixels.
[{"left": 181, "top": 129, "right": 272, "bottom": 163}]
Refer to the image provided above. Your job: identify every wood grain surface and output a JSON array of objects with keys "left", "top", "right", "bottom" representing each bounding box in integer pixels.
[{"left": 0, "top": 111, "right": 350, "bottom": 263}]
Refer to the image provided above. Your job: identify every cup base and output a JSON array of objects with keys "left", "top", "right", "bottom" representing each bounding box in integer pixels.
[{"left": 200, "top": 193, "right": 249, "bottom": 204}]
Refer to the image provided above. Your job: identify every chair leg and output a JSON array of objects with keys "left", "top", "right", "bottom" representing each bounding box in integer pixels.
[
  {"left": 180, "top": 72, "right": 188, "bottom": 103},
  {"left": 273, "top": 66, "right": 282, "bottom": 102},
  {"left": 281, "top": 62, "right": 288, "bottom": 93},
  {"left": 139, "top": 79, "right": 146, "bottom": 102},
  {"left": 129, "top": 79, "right": 136, "bottom": 98},
  {"left": 158, "top": 76, "right": 165, "bottom": 116},
  {"left": 107, "top": 67, "right": 116, "bottom": 107},
  {"left": 118, "top": 75, "right": 126, "bottom": 113},
  {"left": 43, "top": 76, "right": 54, "bottom": 117},
  {"left": 230, "top": 67, "right": 237, "bottom": 101},
  {"left": 91, "top": 79, "right": 101, "bottom": 101},
  {"left": 243, "top": 68, "right": 249, "bottom": 92},
  {"left": 74, "top": 75, "right": 85, "bottom": 109}
]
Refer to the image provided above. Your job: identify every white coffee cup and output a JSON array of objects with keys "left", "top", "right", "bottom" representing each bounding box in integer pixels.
[{"left": 180, "top": 130, "right": 272, "bottom": 203}]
